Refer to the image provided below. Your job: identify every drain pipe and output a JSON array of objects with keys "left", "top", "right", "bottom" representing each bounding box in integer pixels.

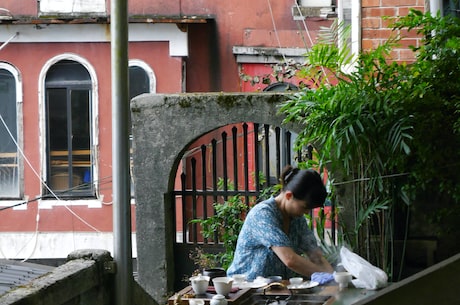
[
  {"left": 111, "top": 0, "right": 133, "bottom": 304},
  {"left": 351, "top": 0, "right": 361, "bottom": 57},
  {"left": 430, "top": 0, "right": 442, "bottom": 15}
]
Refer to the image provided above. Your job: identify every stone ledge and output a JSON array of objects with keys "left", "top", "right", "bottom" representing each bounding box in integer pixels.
[{"left": 67, "top": 248, "right": 113, "bottom": 263}]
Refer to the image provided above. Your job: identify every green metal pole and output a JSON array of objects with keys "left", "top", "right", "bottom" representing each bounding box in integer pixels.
[{"left": 111, "top": 0, "right": 133, "bottom": 304}]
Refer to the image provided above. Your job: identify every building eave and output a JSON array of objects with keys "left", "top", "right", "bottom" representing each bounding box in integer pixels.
[
  {"left": 0, "top": 22, "right": 192, "bottom": 57},
  {"left": 0, "top": 15, "right": 213, "bottom": 25}
]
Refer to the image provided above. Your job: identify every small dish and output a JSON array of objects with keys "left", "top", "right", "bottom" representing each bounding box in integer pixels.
[
  {"left": 287, "top": 281, "right": 319, "bottom": 291},
  {"left": 234, "top": 280, "right": 268, "bottom": 289}
]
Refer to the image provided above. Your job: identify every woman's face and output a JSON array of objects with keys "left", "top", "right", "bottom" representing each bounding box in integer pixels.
[{"left": 285, "top": 191, "right": 311, "bottom": 217}]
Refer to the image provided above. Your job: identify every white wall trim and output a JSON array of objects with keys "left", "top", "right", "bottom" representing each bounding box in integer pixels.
[
  {"left": 38, "top": 199, "right": 103, "bottom": 209},
  {"left": 0, "top": 23, "right": 188, "bottom": 57},
  {"left": 0, "top": 197, "right": 28, "bottom": 210},
  {"left": 0, "top": 232, "right": 137, "bottom": 260},
  {"left": 0, "top": 62, "right": 23, "bottom": 104},
  {"left": 129, "top": 59, "right": 157, "bottom": 93}
]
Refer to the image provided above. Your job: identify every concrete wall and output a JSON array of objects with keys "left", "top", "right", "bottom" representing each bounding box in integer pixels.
[
  {"left": 131, "top": 92, "right": 300, "bottom": 303},
  {"left": 0, "top": 249, "right": 157, "bottom": 305}
]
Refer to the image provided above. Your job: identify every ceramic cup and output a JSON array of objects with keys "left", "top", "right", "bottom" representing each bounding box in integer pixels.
[
  {"left": 212, "top": 277, "right": 234, "bottom": 296},
  {"left": 334, "top": 272, "right": 352, "bottom": 289},
  {"left": 190, "top": 274, "right": 210, "bottom": 295},
  {"left": 289, "top": 277, "right": 303, "bottom": 286}
]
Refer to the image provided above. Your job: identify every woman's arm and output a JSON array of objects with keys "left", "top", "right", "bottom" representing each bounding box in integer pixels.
[
  {"left": 271, "top": 246, "right": 333, "bottom": 277},
  {"left": 307, "top": 248, "right": 334, "bottom": 272}
]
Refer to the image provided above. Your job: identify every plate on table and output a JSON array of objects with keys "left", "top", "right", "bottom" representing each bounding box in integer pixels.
[
  {"left": 287, "top": 281, "right": 319, "bottom": 291},
  {"left": 234, "top": 281, "right": 268, "bottom": 289}
]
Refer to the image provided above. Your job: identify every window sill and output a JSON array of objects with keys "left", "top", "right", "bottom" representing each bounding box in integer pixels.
[
  {"left": 39, "top": 198, "right": 102, "bottom": 209},
  {"left": 0, "top": 199, "right": 28, "bottom": 210}
]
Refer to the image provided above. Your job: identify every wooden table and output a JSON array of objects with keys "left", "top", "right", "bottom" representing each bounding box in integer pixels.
[
  {"left": 168, "top": 286, "right": 252, "bottom": 305},
  {"left": 168, "top": 282, "right": 381, "bottom": 305}
]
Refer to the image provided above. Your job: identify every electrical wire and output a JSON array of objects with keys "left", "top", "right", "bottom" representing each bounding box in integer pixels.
[
  {"left": 292, "top": 0, "right": 315, "bottom": 47},
  {"left": 266, "top": 0, "right": 287, "bottom": 62},
  {"left": 0, "top": 112, "right": 104, "bottom": 260}
]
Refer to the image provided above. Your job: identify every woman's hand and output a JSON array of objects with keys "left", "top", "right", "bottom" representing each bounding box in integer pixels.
[{"left": 271, "top": 246, "right": 333, "bottom": 277}]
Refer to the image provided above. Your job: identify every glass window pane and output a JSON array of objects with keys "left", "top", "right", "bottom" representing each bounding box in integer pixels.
[
  {"left": 71, "top": 90, "right": 91, "bottom": 192},
  {"left": 47, "top": 88, "right": 68, "bottom": 151},
  {"left": 46, "top": 61, "right": 93, "bottom": 196},
  {"left": 129, "top": 66, "right": 150, "bottom": 99},
  {"left": 0, "top": 69, "right": 19, "bottom": 198}
]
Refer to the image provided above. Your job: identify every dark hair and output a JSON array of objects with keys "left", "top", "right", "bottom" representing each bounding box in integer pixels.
[{"left": 280, "top": 165, "right": 327, "bottom": 209}]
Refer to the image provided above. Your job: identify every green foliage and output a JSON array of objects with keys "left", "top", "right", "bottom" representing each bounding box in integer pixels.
[
  {"left": 392, "top": 10, "right": 460, "bottom": 201},
  {"left": 305, "top": 206, "right": 342, "bottom": 266},
  {"left": 278, "top": 9, "right": 460, "bottom": 275},
  {"left": 190, "top": 176, "right": 279, "bottom": 271}
]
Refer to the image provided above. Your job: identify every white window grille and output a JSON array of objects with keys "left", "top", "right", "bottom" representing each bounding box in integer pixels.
[{"left": 39, "top": 0, "right": 107, "bottom": 17}]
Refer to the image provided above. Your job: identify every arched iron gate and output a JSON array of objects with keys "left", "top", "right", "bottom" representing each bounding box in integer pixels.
[{"left": 171, "top": 122, "right": 331, "bottom": 290}]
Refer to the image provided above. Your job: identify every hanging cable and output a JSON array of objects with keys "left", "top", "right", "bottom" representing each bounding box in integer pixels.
[
  {"left": 266, "top": 0, "right": 287, "bottom": 62},
  {"left": 292, "top": 0, "right": 315, "bottom": 47},
  {"left": 0, "top": 113, "right": 102, "bottom": 233},
  {"left": 1, "top": 112, "right": 104, "bottom": 261},
  {"left": 0, "top": 32, "right": 18, "bottom": 51}
]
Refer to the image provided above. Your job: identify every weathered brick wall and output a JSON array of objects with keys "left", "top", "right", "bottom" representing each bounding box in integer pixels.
[{"left": 362, "top": 0, "right": 426, "bottom": 62}]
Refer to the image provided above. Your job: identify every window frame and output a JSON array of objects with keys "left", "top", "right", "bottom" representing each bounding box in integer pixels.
[
  {"left": 45, "top": 84, "right": 93, "bottom": 197},
  {"left": 0, "top": 62, "right": 23, "bottom": 201},
  {"left": 39, "top": 54, "right": 100, "bottom": 205}
]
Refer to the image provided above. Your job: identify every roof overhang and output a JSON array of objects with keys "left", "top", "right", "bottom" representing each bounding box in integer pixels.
[{"left": 0, "top": 18, "right": 214, "bottom": 57}]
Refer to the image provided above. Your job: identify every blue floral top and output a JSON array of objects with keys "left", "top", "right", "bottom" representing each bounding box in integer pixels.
[{"left": 227, "top": 197, "right": 319, "bottom": 280}]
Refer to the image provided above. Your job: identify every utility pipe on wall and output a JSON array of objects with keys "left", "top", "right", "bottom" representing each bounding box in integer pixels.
[
  {"left": 430, "top": 0, "right": 442, "bottom": 15},
  {"left": 111, "top": 0, "right": 133, "bottom": 304},
  {"left": 351, "top": 0, "right": 361, "bottom": 56}
]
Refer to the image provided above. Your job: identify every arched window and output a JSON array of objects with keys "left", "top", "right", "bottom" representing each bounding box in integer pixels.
[
  {"left": 45, "top": 60, "right": 94, "bottom": 197},
  {"left": 0, "top": 64, "right": 21, "bottom": 199},
  {"left": 128, "top": 60, "right": 155, "bottom": 198}
]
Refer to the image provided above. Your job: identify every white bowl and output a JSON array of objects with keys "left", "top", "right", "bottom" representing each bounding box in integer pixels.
[
  {"left": 212, "top": 276, "right": 234, "bottom": 295},
  {"left": 289, "top": 277, "right": 303, "bottom": 286},
  {"left": 334, "top": 272, "right": 352, "bottom": 289},
  {"left": 190, "top": 275, "right": 210, "bottom": 295}
]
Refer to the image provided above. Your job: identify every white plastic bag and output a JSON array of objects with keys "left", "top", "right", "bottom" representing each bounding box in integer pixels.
[{"left": 339, "top": 246, "right": 388, "bottom": 290}]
